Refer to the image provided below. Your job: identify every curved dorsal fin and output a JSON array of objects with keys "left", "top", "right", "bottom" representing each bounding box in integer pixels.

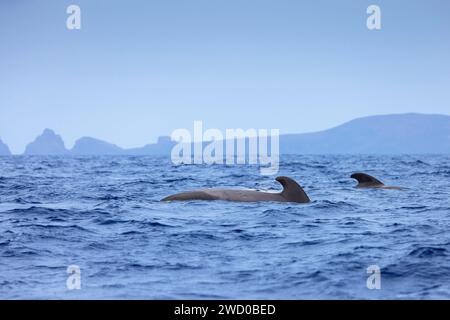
[
  {"left": 351, "top": 172, "right": 384, "bottom": 187},
  {"left": 275, "top": 176, "right": 310, "bottom": 203}
]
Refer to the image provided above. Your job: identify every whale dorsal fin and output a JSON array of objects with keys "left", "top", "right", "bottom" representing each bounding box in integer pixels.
[
  {"left": 351, "top": 172, "right": 384, "bottom": 187},
  {"left": 276, "top": 176, "right": 310, "bottom": 203}
]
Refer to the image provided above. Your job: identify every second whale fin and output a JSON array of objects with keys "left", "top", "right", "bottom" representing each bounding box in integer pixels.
[
  {"left": 350, "top": 172, "right": 384, "bottom": 187},
  {"left": 276, "top": 176, "right": 310, "bottom": 203}
]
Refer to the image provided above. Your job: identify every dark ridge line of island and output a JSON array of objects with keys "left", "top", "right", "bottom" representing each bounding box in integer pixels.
[{"left": 2, "top": 113, "right": 450, "bottom": 156}]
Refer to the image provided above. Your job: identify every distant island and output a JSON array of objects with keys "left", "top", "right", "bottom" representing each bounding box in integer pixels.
[
  {"left": 281, "top": 113, "right": 450, "bottom": 154},
  {"left": 23, "top": 128, "right": 69, "bottom": 155},
  {"left": 19, "top": 130, "right": 175, "bottom": 156},
  {"left": 1, "top": 113, "right": 450, "bottom": 155},
  {"left": 0, "top": 138, "right": 11, "bottom": 155}
]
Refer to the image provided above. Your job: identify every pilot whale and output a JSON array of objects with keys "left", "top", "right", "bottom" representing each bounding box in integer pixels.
[
  {"left": 161, "top": 176, "right": 310, "bottom": 203},
  {"left": 351, "top": 172, "right": 403, "bottom": 190}
]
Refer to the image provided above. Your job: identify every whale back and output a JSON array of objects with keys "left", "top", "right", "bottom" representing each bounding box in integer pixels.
[
  {"left": 161, "top": 176, "right": 310, "bottom": 203},
  {"left": 351, "top": 172, "right": 384, "bottom": 187},
  {"left": 276, "top": 176, "right": 310, "bottom": 203}
]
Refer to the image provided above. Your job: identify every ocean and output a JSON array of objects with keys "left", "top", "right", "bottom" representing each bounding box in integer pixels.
[{"left": 0, "top": 155, "right": 449, "bottom": 299}]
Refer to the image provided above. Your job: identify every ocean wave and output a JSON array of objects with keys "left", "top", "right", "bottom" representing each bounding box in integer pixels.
[{"left": 408, "top": 247, "right": 448, "bottom": 258}]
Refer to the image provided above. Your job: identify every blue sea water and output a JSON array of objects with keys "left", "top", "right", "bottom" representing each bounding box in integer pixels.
[{"left": 0, "top": 154, "right": 450, "bottom": 299}]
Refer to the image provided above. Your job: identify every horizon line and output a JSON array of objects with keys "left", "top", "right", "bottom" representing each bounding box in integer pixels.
[{"left": 2, "top": 112, "right": 450, "bottom": 155}]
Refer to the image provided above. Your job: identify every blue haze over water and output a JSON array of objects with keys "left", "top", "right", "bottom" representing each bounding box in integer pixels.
[{"left": 1, "top": 155, "right": 450, "bottom": 299}]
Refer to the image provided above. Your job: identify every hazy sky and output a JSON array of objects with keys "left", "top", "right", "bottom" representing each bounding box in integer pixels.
[{"left": 1, "top": 0, "right": 449, "bottom": 153}]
